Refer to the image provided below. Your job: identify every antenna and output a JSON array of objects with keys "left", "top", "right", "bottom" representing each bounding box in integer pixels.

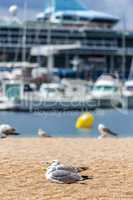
[
  {"left": 122, "top": 14, "right": 127, "bottom": 80},
  {"left": 52, "top": 0, "right": 56, "bottom": 13},
  {"left": 44, "top": 0, "right": 56, "bottom": 13},
  {"left": 22, "top": 1, "right": 28, "bottom": 68},
  {"left": 9, "top": 5, "right": 18, "bottom": 17}
]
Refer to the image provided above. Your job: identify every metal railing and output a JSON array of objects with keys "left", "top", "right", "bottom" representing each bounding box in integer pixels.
[{"left": 1, "top": 38, "right": 133, "bottom": 54}]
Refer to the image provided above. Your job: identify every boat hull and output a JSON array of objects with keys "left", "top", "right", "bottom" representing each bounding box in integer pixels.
[
  {"left": 93, "top": 97, "right": 122, "bottom": 109},
  {"left": 122, "top": 96, "right": 133, "bottom": 109}
]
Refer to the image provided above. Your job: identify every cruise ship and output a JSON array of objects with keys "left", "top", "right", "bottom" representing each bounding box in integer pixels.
[{"left": 0, "top": 0, "right": 133, "bottom": 80}]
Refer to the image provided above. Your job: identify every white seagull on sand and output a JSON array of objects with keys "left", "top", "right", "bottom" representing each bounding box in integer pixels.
[
  {"left": 0, "top": 124, "right": 16, "bottom": 136},
  {"left": 98, "top": 124, "right": 118, "bottom": 139},
  {"left": 37, "top": 128, "right": 51, "bottom": 137},
  {"left": 45, "top": 160, "right": 88, "bottom": 184}
]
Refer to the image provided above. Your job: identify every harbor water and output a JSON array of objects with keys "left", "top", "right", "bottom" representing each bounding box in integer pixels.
[{"left": 0, "top": 109, "right": 133, "bottom": 138}]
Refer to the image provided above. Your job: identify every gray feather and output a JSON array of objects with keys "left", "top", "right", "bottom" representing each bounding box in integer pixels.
[{"left": 103, "top": 128, "right": 118, "bottom": 136}]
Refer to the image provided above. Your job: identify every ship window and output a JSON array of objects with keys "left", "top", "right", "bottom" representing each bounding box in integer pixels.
[
  {"left": 94, "top": 85, "right": 117, "bottom": 91},
  {"left": 126, "top": 86, "right": 133, "bottom": 91},
  {"left": 62, "top": 15, "right": 76, "bottom": 20},
  {"left": 56, "top": 16, "right": 62, "bottom": 19},
  {"left": 80, "top": 17, "right": 89, "bottom": 21},
  {"left": 103, "top": 86, "right": 118, "bottom": 91}
]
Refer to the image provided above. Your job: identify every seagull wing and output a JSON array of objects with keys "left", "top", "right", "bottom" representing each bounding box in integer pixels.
[
  {"left": 76, "top": 167, "right": 88, "bottom": 172},
  {"left": 38, "top": 129, "right": 51, "bottom": 137},
  {"left": 56, "top": 165, "right": 88, "bottom": 173},
  {"left": 50, "top": 170, "right": 82, "bottom": 183},
  {"left": 56, "top": 165, "right": 78, "bottom": 173},
  {"left": 103, "top": 128, "right": 118, "bottom": 137}
]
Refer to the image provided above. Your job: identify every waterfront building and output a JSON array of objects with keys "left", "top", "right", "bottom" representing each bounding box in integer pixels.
[{"left": 0, "top": 0, "right": 132, "bottom": 79}]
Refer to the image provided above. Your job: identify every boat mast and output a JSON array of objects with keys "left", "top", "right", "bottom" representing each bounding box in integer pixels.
[
  {"left": 22, "top": 0, "right": 27, "bottom": 67},
  {"left": 122, "top": 14, "right": 126, "bottom": 80},
  {"left": 47, "top": 0, "right": 55, "bottom": 80}
]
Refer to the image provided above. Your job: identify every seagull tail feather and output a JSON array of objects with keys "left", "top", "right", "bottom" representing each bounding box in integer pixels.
[
  {"left": 81, "top": 175, "right": 90, "bottom": 181},
  {"left": 77, "top": 167, "right": 88, "bottom": 172},
  {"left": 110, "top": 131, "right": 118, "bottom": 137}
]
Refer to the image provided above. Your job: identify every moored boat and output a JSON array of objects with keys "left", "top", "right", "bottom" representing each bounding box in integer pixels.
[
  {"left": 122, "top": 80, "right": 133, "bottom": 108},
  {"left": 91, "top": 74, "right": 122, "bottom": 108}
]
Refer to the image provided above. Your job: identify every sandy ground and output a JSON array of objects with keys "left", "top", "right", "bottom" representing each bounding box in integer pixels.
[{"left": 0, "top": 138, "right": 133, "bottom": 200}]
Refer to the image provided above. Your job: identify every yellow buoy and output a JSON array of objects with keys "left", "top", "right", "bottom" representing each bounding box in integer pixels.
[{"left": 76, "top": 112, "right": 94, "bottom": 129}]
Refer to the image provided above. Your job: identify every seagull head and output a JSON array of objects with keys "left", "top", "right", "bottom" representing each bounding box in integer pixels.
[
  {"left": 46, "top": 160, "right": 60, "bottom": 167},
  {"left": 51, "top": 160, "right": 60, "bottom": 166},
  {"left": 98, "top": 124, "right": 105, "bottom": 131}
]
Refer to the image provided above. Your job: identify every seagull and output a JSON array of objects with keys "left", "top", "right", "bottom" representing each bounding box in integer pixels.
[
  {"left": 38, "top": 128, "right": 51, "bottom": 138},
  {"left": 45, "top": 160, "right": 89, "bottom": 184},
  {"left": 0, "top": 124, "right": 17, "bottom": 136},
  {"left": 98, "top": 124, "right": 118, "bottom": 139}
]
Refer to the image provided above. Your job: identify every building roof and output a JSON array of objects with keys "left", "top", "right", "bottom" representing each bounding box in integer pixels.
[
  {"left": 37, "top": 0, "right": 119, "bottom": 24},
  {"left": 52, "top": 10, "right": 119, "bottom": 23},
  {"left": 0, "top": 17, "right": 22, "bottom": 27}
]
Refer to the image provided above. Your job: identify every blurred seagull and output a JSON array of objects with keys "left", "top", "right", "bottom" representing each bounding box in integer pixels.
[
  {"left": 0, "top": 124, "right": 17, "bottom": 136},
  {"left": 38, "top": 128, "right": 51, "bottom": 137},
  {"left": 45, "top": 160, "right": 89, "bottom": 184},
  {"left": 98, "top": 124, "right": 118, "bottom": 139}
]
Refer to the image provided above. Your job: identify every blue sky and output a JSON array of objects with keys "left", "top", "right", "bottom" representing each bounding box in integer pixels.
[{"left": 0, "top": 0, "right": 132, "bottom": 29}]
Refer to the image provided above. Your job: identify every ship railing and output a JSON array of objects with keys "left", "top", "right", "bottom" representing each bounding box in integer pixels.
[
  {"left": 0, "top": 39, "right": 117, "bottom": 46},
  {"left": 0, "top": 44, "right": 118, "bottom": 50},
  {"left": 117, "top": 48, "right": 133, "bottom": 55},
  {"left": 81, "top": 40, "right": 117, "bottom": 47},
  {"left": 1, "top": 40, "right": 133, "bottom": 53}
]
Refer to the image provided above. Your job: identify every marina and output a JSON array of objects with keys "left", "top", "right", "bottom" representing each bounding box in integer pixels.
[{"left": 0, "top": 78, "right": 133, "bottom": 111}]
